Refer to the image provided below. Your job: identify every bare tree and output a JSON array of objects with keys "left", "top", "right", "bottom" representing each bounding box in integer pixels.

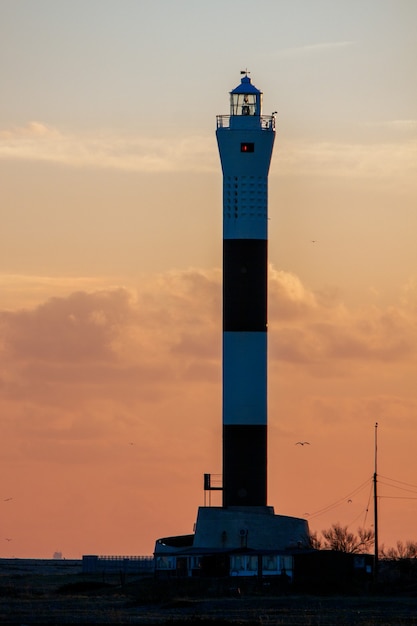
[
  {"left": 380, "top": 540, "right": 417, "bottom": 560},
  {"left": 319, "top": 523, "right": 374, "bottom": 554},
  {"left": 308, "top": 531, "right": 323, "bottom": 550}
]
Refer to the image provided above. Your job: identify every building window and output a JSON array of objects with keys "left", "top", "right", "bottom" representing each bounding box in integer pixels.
[{"left": 156, "top": 556, "right": 175, "bottom": 570}]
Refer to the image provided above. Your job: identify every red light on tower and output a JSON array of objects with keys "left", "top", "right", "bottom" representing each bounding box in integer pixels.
[{"left": 240, "top": 142, "right": 254, "bottom": 153}]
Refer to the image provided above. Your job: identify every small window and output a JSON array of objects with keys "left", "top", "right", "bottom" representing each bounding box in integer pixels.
[{"left": 241, "top": 142, "right": 254, "bottom": 153}]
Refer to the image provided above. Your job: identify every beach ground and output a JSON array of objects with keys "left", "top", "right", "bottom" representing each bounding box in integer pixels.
[{"left": 1, "top": 559, "right": 417, "bottom": 624}]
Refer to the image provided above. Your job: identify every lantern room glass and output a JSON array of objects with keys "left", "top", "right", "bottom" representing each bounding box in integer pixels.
[{"left": 230, "top": 92, "right": 262, "bottom": 116}]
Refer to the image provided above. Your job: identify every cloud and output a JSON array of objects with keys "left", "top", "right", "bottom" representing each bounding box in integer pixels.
[
  {"left": 0, "top": 121, "right": 59, "bottom": 139},
  {"left": 1, "top": 268, "right": 415, "bottom": 412},
  {"left": 268, "top": 268, "right": 417, "bottom": 369},
  {"left": 269, "top": 268, "right": 320, "bottom": 319},
  {"left": 369, "top": 120, "right": 417, "bottom": 132},
  {"left": 1, "top": 289, "right": 135, "bottom": 364},
  {"left": 0, "top": 121, "right": 217, "bottom": 173},
  {"left": 401, "top": 277, "right": 417, "bottom": 308},
  {"left": 0, "top": 270, "right": 222, "bottom": 411},
  {"left": 273, "top": 138, "right": 417, "bottom": 180},
  {"left": 277, "top": 41, "right": 356, "bottom": 57},
  {"left": 0, "top": 274, "right": 135, "bottom": 311},
  {"left": 1, "top": 121, "right": 416, "bottom": 181}
]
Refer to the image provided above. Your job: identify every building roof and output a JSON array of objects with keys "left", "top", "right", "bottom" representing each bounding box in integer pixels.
[{"left": 230, "top": 75, "right": 262, "bottom": 95}]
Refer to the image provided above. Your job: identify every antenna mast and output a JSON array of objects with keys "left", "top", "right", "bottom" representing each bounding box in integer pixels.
[{"left": 373, "top": 422, "right": 379, "bottom": 583}]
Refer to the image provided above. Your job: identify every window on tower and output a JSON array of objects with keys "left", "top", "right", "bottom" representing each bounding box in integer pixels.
[{"left": 241, "top": 142, "right": 254, "bottom": 153}]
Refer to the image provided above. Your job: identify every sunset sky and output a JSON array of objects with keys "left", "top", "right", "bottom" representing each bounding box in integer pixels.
[{"left": 1, "top": 0, "right": 416, "bottom": 559}]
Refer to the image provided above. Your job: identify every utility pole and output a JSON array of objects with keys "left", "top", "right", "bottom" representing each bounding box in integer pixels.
[{"left": 373, "top": 422, "right": 379, "bottom": 584}]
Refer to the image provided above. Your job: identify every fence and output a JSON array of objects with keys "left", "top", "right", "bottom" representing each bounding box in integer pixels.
[{"left": 82, "top": 554, "right": 154, "bottom": 574}]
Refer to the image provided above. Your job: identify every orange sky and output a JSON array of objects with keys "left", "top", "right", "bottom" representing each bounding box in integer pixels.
[
  {"left": 1, "top": 0, "right": 416, "bottom": 558},
  {"left": 0, "top": 261, "right": 416, "bottom": 557}
]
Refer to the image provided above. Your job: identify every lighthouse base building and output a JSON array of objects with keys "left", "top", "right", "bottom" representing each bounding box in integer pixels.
[
  {"left": 154, "top": 507, "right": 309, "bottom": 579},
  {"left": 154, "top": 74, "right": 310, "bottom": 579}
]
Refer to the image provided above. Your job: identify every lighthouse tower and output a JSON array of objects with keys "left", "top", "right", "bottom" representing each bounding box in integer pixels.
[
  {"left": 217, "top": 72, "right": 275, "bottom": 508},
  {"left": 154, "top": 75, "right": 309, "bottom": 577}
]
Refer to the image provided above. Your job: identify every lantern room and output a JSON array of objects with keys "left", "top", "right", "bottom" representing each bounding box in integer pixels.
[{"left": 230, "top": 73, "right": 262, "bottom": 117}]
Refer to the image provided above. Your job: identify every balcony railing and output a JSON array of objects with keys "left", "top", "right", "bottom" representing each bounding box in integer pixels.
[{"left": 216, "top": 114, "right": 275, "bottom": 131}]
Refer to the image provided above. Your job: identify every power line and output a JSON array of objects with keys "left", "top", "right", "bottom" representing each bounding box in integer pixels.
[
  {"left": 304, "top": 472, "right": 417, "bottom": 527},
  {"left": 346, "top": 507, "right": 370, "bottom": 529},
  {"left": 362, "top": 480, "right": 374, "bottom": 529},
  {"left": 307, "top": 477, "right": 372, "bottom": 521},
  {"left": 378, "top": 481, "right": 417, "bottom": 496},
  {"left": 378, "top": 475, "right": 417, "bottom": 491},
  {"left": 379, "top": 496, "right": 417, "bottom": 501}
]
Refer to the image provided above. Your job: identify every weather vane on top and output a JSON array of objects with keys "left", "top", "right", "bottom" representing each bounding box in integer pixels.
[{"left": 240, "top": 69, "right": 250, "bottom": 76}]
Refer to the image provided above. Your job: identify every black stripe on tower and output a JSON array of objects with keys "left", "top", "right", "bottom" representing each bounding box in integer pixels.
[
  {"left": 223, "top": 424, "right": 267, "bottom": 507},
  {"left": 223, "top": 239, "right": 267, "bottom": 331}
]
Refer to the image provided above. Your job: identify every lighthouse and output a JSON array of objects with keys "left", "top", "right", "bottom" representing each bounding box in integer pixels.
[
  {"left": 217, "top": 72, "right": 275, "bottom": 508},
  {"left": 154, "top": 74, "right": 309, "bottom": 578}
]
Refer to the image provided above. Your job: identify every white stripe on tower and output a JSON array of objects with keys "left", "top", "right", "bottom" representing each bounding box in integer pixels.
[{"left": 216, "top": 74, "right": 275, "bottom": 508}]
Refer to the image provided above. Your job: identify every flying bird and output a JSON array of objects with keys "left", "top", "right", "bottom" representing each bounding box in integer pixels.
[
  {"left": 295, "top": 441, "right": 310, "bottom": 446},
  {"left": 3, "top": 498, "right": 12, "bottom": 502},
  {"left": 5, "top": 538, "right": 11, "bottom": 542}
]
